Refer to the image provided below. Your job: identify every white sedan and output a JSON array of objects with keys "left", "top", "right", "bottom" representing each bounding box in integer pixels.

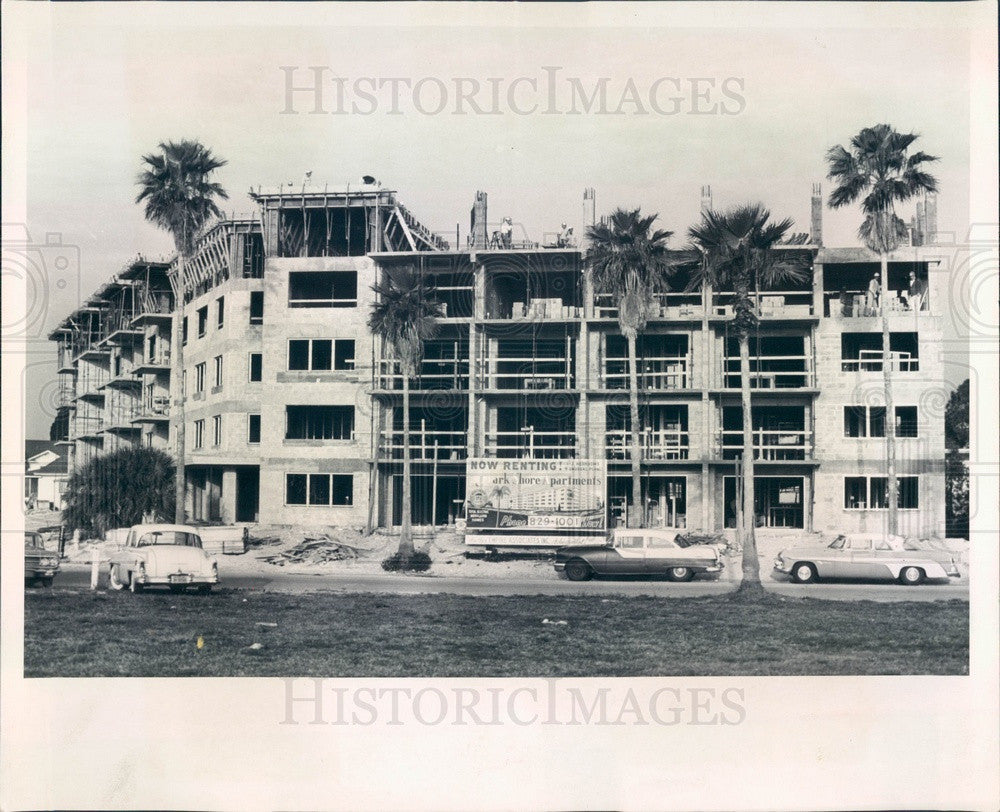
[{"left": 108, "top": 524, "right": 219, "bottom": 593}]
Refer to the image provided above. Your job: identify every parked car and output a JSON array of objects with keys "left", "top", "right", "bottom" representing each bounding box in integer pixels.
[
  {"left": 107, "top": 524, "right": 219, "bottom": 593},
  {"left": 554, "top": 529, "right": 724, "bottom": 582},
  {"left": 24, "top": 530, "right": 60, "bottom": 587},
  {"left": 774, "top": 533, "right": 960, "bottom": 585}
]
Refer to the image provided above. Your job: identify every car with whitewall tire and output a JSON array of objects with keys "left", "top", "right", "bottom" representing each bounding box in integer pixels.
[
  {"left": 774, "top": 533, "right": 960, "bottom": 585},
  {"left": 107, "top": 524, "right": 219, "bottom": 594}
]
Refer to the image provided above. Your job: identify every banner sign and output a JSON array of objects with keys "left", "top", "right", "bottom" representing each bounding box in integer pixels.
[{"left": 464, "top": 458, "right": 607, "bottom": 544}]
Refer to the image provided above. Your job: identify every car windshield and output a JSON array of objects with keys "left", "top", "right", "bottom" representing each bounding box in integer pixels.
[
  {"left": 24, "top": 532, "right": 42, "bottom": 546},
  {"left": 828, "top": 537, "right": 845, "bottom": 549},
  {"left": 135, "top": 531, "right": 202, "bottom": 548},
  {"left": 647, "top": 536, "right": 678, "bottom": 548}
]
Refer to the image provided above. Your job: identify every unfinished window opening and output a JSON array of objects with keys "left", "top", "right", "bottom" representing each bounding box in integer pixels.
[
  {"left": 484, "top": 265, "right": 581, "bottom": 319},
  {"left": 491, "top": 406, "right": 576, "bottom": 459},
  {"left": 288, "top": 339, "right": 354, "bottom": 371},
  {"left": 841, "top": 332, "right": 920, "bottom": 372},
  {"left": 197, "top": 306, "right": 208, "bottom": 337},
  {"left": 289, "top": 271, "right": 358, "bottom": 308},
  {"left": 278, "top": 208, "right": 369, "bottom": 258},
  {"left": 385, "top": 405, "right": 468, "bottom": 460},
  {"left": 823, "top": 261, "right": 930, "bottom": 316},
  {"left": 249, "top": 353, "right": 262, "bottom": 382},
  {"left": 606, "top": 404, "right": 689, "bottom": 460},
  {"left": 724, "top": 476, "right": 805, "bottom": 529},
  {"left": 605, "top": 334, "right": 689, "bottom": 390},
  {"left": 216, "top": 297, "right": 225, "bottom": 329},
  {"left": 379, "top": 336, "right": 469, "bottom": 390},
  {"left": 896, "top": 406, "right": 918, "bottom": 438},
  {"left": 492, "top": 336, "right": 574, "bottom": 390},
  {"left": 846, "top": 476, "right": 919, "bottom": 510},
  {"left": 721, "top": 405, "right": 808, "bottom": 460},
  {"left": 242, "top": 233, "right": 265, "bottom": 278},
  {"left": 285, "top": 405, "right": 354, "bottom": 441},
  {"left": 724, "top": 335, "right": 808, "bottom": 388},
  {"left": 607, "top": 476, "right": 687, "bottom": 529},
  {"left": 248, "top": 414, "right": 261, "bottom": 444},
  {"left": 285, "top": 473, "right": 354, "bottom": 506},
  {"left": 249, "top": 291, "right": 264, "bottom": 324}
]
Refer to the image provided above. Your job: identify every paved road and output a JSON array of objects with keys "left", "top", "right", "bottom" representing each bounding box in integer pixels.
[{"left": 50, "top": 563, "right": 968, "bottom": 602}]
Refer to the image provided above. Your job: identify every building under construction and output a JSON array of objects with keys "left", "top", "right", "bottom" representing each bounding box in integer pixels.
[{"left": 49, "top": 179, "right": 948, "bottom": 538}]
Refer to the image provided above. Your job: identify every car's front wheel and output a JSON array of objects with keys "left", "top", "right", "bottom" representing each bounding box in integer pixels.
[
  {"left": 898, "top": 566, "right": 924, "bottom": 585},
  {"left": 108, "top": 565, "right": 127, "bottom": 591},
  {"left": 791, "top": 562, "right": 817, "bottom": 584},
  {"left": 564, "top": 560, "right": 592, "bottom": 582},
  {"left": 666, "top": 566, "right": 695, "bottom": 582}
]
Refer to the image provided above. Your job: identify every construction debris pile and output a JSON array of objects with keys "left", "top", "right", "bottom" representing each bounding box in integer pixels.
[{"left": 258, "top": 535, "right": 364, "bottom": 566}]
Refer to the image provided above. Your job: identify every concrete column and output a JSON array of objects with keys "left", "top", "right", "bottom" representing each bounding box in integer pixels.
[
  {"left": 810, "top": 183, "right": 823, "bottom": 246},
  {"left": 813, "top": 261, "right": 825, "bottom": 318},
  {"left": 471, "top": 191, "right": 488, "bottom": 249},
  {"left": 924, "top": 192, "right": 938, "bottom": 245},
  {"left": 221, "top": 468, "right": 238, "bottom": 524},
  {"left": 264, "top": 208, "right": 281, "bottom": 256},
  {"left": 700, "top": 185, "right": 713, "bottom": 214},
  {"left": 582, "top": 188, "right": 596, "bottom": 238}
]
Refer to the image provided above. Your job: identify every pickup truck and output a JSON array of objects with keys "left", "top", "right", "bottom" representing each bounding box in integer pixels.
[{"left": 554, "top": 528, "right": 724, "bottom": 582}]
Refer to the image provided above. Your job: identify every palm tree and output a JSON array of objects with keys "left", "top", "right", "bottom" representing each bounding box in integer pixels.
[
  {"left": 688, "top": 203, "right": 808, "bottom": 598},
  {"left": 826, "top": 125, "right": 938, "bottom": 535},
  {"left": 136, "top": 140, "right": 228, "bottom": 524},
  {"left": 368, "top": 267, "right": 443, "bottom": 565},
  {"left": 586, "top": 208, "right": 677, "bottom": 528}
]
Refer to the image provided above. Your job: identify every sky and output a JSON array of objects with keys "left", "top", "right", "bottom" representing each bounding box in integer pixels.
[{"left": 14, "top": 5, "right": 973, "bottom": 438}]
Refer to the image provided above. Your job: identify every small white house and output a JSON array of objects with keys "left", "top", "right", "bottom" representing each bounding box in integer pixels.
[{"left": 24, "top": 440, "right": 69, "bottom": 511}]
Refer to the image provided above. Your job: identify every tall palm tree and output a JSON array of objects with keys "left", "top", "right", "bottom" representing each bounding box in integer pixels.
[
  {"left": 587, "top": 208, "right": 677, "bottom": 528},
  {"left": 688, "top": 203, "right": 808, "bottom": 598},
  {"left": 136, "top": 140, "right": 228, "bottom": 524},
  {"left": 826, "top": 125, "right": 938, "bottom": 535},
  {"left": 368, "top": 267, "right": 443, "bottom": 565}
]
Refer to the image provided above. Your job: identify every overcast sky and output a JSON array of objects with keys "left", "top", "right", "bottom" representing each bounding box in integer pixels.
[{"left": 16, "top": 6, "right": 972, "bottom": 438}]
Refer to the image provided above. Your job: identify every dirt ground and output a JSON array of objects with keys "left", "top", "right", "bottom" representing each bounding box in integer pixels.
[{"left": 23, "top": 510, "right": 971, "bottom": 582}]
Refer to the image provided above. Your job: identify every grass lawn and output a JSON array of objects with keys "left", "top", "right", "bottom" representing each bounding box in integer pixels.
[{"left": 24, "top": 589, "right": 968, "bottom": 677}]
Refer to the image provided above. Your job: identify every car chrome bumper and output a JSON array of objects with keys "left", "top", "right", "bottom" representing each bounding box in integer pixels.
[
  {"left": 553, "top": 562, "right": 566, "bottom": 572},
  {"left": 773, "top": 560, "right": 792, "bottom": 573},
  {"left": 139, "top": 574, "right": 219, "bottom": 585},
  {"left": 26, "top": 569, "right": 58, "bottom": 578}
]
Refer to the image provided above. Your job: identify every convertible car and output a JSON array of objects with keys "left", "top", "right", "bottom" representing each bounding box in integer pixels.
[
  {"left": 774, "top": 533, "right": 960, "bottom": 585},
  {"left": 554, "top": 529, "right": 724, "bottom": 582},
  {"left": 107, "top": 524, "right": 219, "bottom": 593},
  {"left": 24, "top": 530, "right": 60, "bottom": 587}
]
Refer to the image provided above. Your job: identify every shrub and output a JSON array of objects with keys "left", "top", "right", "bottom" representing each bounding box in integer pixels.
[
  {"left": 381, "top": 551, "right": 432, "bottom": 572},
  {"left": 63, "top": 447, "right": 175, "bottom": 536}
]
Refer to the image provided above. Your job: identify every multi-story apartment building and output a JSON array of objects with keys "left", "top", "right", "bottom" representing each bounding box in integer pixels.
[{"left": 49, "top": 180, "right": 948, "bottom": 538}]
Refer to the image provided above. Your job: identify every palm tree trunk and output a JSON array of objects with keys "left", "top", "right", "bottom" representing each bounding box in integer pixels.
[
  {"left": 626, "top": 332, "right": 643, "bottom": 529},
  {"left": 880, "top": 253, "right": 898, "bottom": 535},
  {"left": 399, "top": 372, "right": 414, "bottom": 561},
  {"left": 738, "top": 333, "right": 764, "bottom": 597},
  {"left": 172, "top": 256, "right": 186, "bottom": 524}
]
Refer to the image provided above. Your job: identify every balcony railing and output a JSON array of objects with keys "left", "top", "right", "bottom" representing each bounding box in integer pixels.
[
  {"left": 605, "top": 428, "right": 689, "bottom": 461},
  {"left": 841, "top": 350, "right": 919, "bottom": 373},
  {"left": 102, "top": 399, "right": 141, "bottom": 430},
  {"left": 76, "top": 371, "right": 109, "bottom": 396},
  {"left": 825, "top": 290, "right": 930, "bottom": 318},
  {"left": 379, "top": 429, "right": 467, "bottom": 461},
  {"left": 712, "top": 291, "right": 815, "bottom": 319},
  {"left": 721, "top": 356, "right": 813, "bottom": 389},
  {"left": 71, "top": 416, "right": 103, "bottom": 440},
  {"left": 133, "top": 395, "right": 171, "bottom": 421},
  {"left": 478, "top": 358, "right": 573, "bottom": 390},
  {"left": 485, "top": 430, "right": 576, "bottom": 459},
  {"left": 132, "top": 289, "right": 175, "bottom": 322},
  {"left": 602, "top": 356, "right": 689, "bottom": 390},
  {"left": 594, "top": 292, "right": 703, "bottom": 320},
  {"left": 375, "top": 358, "right": 470, "bottom": 391},
  {"left": 718, "top": 428, "right": 812, "bottom": 461}
]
